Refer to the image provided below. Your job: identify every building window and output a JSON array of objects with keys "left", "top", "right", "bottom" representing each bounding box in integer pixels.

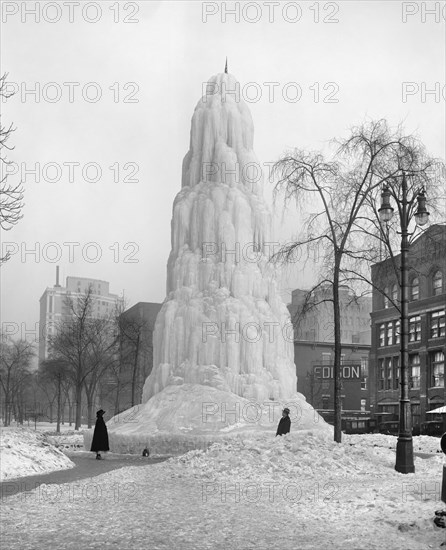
[
  {"left": 433, "top": 270, "right": 443, "bottom": 296},
  {"left": 409, "top": 315, "right": 421, "bottom": 342},
  {"left": 393, "top": 356, "right": 400, "bottom": 390},
  {"left": 385, "top": 357, "right": 392, "bottom": 389},
  {"left": 392, "top": 283, "right": 398, "bottom": 302},
  {"left": 430, "top": 310, "right": 446, "bottom": 338},
  {"left": 360, "top": 399, "right": 366, "bottom": 412},
  {"left": 384, "top": 287, "right": 389, "bottom": 308},
  {"left": 409, "top": 354, "right": 420, "bottom": 389},
  {"left": 360, "top": 357, "right": 368, "bottom": 390},
  {"left": 386, "top": 322, "right": 394, "bottom": 346},
  {"left": 322, "top": 353, "right": 331, "bottom": 364},
  {"left": 379, "top": 324, "right": 385, "bottom": 347},
  {"left": 410, "top": 277, "right": 419, "bottom": 301},
  {"left": 395, "top": 320, "right": 401, "bottom": 344},
  {"left": 379, "top": 358, "right": 385, "bottom": 390},
  {"left": 431, "top": 351, "right": 445, "bottom": 388}
]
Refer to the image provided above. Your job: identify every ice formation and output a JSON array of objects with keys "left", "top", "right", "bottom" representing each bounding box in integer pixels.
[
  {"left": 88, "top": 71, "right": 330, "bottom": 454},
  {"left": 143, "top": 71, "right": 297, "bottom": 403}
]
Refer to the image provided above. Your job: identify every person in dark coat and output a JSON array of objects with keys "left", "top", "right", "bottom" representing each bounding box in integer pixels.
[
  {"left": 276, "top": 408, "right": 291, "bottom": 436},
  {"left": 91, "top": 409, "right": 109, "bottom": 459}
]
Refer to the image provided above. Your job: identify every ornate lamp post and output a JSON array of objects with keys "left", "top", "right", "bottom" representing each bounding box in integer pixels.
[{"left": 378, "top": 174, "right": 429, "bottom": 474}]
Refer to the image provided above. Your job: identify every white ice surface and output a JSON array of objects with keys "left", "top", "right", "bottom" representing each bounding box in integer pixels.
[
  {"left": 101, "top": 72, "right": 309, "bottom": 454},
  {"left": 142, "top": 71, "right": 296, "bottom": 404}
]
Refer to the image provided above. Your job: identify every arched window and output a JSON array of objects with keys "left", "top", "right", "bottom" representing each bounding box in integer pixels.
[
  {"left": 411, "top": 277, "right": 419, "bottom": 301},
  {"left": 392, "top": 283, "right": 398, "bottom": 302},
  {"left": 433, "top": 270, "right": 443, "bottom": 296}
]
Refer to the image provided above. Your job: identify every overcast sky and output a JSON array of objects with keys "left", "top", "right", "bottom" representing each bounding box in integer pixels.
[{"left": 1, "top": 0, "right": 445, "bottom": 344}]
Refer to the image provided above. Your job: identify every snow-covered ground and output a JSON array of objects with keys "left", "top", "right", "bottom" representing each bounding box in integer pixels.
[
  {"left": 1, "top": 429, "right": 445, "bottom": 549},
  {"left": 0, "top": 427, "right": 76, "bottom": 481},
  {"left": 2, "top": 430, "right": 446, "bottom": 550}
]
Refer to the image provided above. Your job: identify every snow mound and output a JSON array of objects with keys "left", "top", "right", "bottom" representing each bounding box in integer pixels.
[
  {"left": 0, "top": 427, "right": 75, "bottom": 481},
  {"left": 168, "top": 431, "right": 444, "bottom": 482},
  {"left": 84, "top": 385, "right": 331, "bottom": 455},
  {"left": 345, "top": 433, "right": 444, "bottom": 455}
]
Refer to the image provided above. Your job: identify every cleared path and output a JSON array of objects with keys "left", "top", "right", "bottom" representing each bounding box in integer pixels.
[{"left": 0, "top": 452, "right": 169, "bottom": 499}]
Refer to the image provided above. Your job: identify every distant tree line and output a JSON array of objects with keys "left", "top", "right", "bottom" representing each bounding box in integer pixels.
[{"left": 0, "top": 285, "right": 153, "bottom": 431}]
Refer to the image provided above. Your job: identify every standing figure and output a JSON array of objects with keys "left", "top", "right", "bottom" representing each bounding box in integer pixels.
[
  {"left": 276, "top": 408, "right": 291, "bottom": 436},
  {"left": 91, "top": 409, "right": 110, "bottom": 459}
]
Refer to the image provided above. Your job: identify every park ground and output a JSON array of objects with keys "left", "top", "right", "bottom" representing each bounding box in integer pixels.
[{"left": 1, "top": 425, "right": 446, "bottom": 549}]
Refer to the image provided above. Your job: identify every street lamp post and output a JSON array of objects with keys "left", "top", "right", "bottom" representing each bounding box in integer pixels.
[{"left": 378, "top": 174, "right": 430, "bottom": 474}]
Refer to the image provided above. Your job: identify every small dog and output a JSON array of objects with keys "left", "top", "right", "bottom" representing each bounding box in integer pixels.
[{"left": 142, "top": 448, "right": 150, "bottom": 457}]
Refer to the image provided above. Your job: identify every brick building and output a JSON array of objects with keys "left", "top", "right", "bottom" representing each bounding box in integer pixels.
[
  {"left": 369, "top": 224, "right": 446, "bottom": 429},
  {"left": 288, "top": 285, "right": 371, "bottom": 429}
]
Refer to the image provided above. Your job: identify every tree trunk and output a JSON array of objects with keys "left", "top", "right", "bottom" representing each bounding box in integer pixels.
[
  {"left": 56, "top": 375, "right": 61, "bottom": 434},
  {"left": 333, "top": 260, "right": 343, "bottom": 444},
  {"left": 74, "top": 383, "right": 82, "bottom": 430},
  {"left": 87, "top": 398, "right": 93, "bottom": 429},
  {"left": 114, "top": 379, "right": 120, "bottom": 416}
]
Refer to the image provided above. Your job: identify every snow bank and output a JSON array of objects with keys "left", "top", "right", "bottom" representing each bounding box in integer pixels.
[
  {"left": 345, "top": 433, "right": 444, "bottom": 455},
  {"left": 168, "top": 431, "right": 444, "bottom": 483},
  {"left": 0, "top": 427, "right": 75, "bottom": 481}
]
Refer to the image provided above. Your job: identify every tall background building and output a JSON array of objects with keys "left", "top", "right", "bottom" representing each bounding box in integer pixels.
[{"left": 39, "top": 267, "right": 122, "bottom": 361}]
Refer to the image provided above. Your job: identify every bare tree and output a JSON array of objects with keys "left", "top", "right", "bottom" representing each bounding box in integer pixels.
[
  {"left": 82, "top": 316, "right": 117, "bottom": 427},
  {"left": 38, "top": 359, "right": 70, "bottom": 433},
  {"left": 273, "top": 119, "right": 441, "bottom": 443},
  {"left": 0, "top": 73, "right": 24, "bottom": 262},
  {"left": 0, "top": 336, "right": 34, "bottom": 426},
  {"left": 49, "top": 286, "right": 118, "bottom": 429},
  {"left": 49, "top": 287, "right": 95, "bottom": 430}
]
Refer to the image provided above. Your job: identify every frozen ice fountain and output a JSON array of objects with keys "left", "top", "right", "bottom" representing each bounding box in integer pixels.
[{"left": 84, "top": 69, "right": 330, "bottom": 455}]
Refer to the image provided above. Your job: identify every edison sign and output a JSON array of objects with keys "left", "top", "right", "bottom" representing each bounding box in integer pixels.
[{"left": 313, "top": 365, "right": 361, "bottom": 379}]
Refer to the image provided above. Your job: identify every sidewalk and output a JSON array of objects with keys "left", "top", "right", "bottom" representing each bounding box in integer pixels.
[{"left": 0, "top": 452, "right": 169, "bottom": 499}]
